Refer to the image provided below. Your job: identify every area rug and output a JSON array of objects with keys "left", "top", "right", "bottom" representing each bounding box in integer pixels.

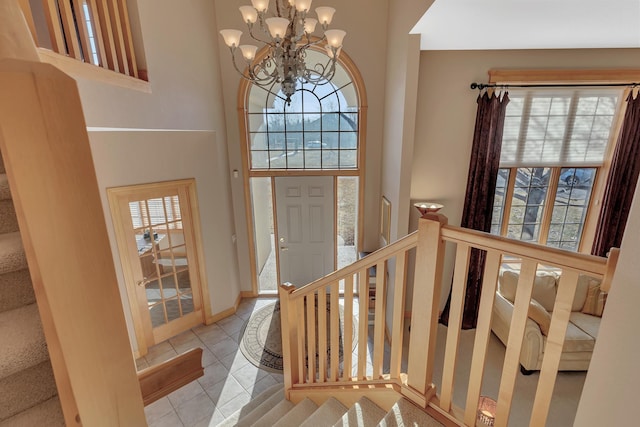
[{"left": 239, "top": 300, "right": 357, "bottom": 373}]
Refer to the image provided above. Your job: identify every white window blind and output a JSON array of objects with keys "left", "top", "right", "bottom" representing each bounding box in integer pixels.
[{"left": 500, "top": 89, "right": 621, "bottom": 167}]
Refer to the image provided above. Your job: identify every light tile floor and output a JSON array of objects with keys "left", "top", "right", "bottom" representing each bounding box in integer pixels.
[{"left": 138, "top": 297, "right": 285, "bottom": 427}]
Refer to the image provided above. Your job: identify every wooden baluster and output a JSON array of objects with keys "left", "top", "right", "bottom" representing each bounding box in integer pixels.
[
  {"left": 463, "top": 250, "right": 502, "bottom": 426},
  {"left": 495, "top": 260, "right": 538, "bottom": 427},
  {"left": 42, "top": 0, "right": 67, "bottom": 54},
  {"left": 372, "top": 260, "right": 387, "bottom": 378},
  {"left": 529, "top": 269, "right": 580, "bottom": 426},
  {"left": 407, "top": 214, "right": 447, "bottom": 397},
  {"left": 600, "top": 247, "right": 619, "bottom": 292},
  {"left": 105, "top": 0, "right": 129, "bottom": 75},
  {"left": 390, "top": 251, "right": 408, "bottom": 379},
  {"left": 342, "top": 274, "right": 354, "bottom": 380},
  {"left": 85, "top": 0, "right": 107, "bottom": 67},
  {"left": 357, "top": 268, "right": 369, "bottom": 379},
  {"left": 318, "top": 287, "right": 327, "bottom": 382},
  {"left": 440, "top": 243, "right": 471, "bottom": 412},
  {"left": 94, "top": 0, "right": 120, "bottom": 72},
  {"left": 306, "top": 293, "right": 317, "bottom": 383},
  {"left": 297, "top": 297, "right": 307, "bottom": 383},
  {"left": 56, "top": 0, "right": 82, "bottom": 59},
  {"left": 116, "top": 0, "right": 138, "bottom": 77},
  {"left": 330, "top": 281, "right": 340, "bottom": 382},
  {"left": 278, "top": 284, "right": 299, "bottom": 398},
  {"left": 71, "top": 0, "right": 94, "bottom": 64}
]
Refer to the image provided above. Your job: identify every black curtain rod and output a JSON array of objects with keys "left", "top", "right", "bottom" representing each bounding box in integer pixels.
[{"left": 470, "top": 82, "right": 639, "bottom": 90}]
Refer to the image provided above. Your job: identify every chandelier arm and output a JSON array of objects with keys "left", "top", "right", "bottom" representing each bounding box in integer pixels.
[
  {"left": 247, "top": 24, "right": 276, "bottom": 46},
  {"left": 295, "top": 36, "right": 328, "bottom": 55},
  {"left": 229, "top": 50, "right": 278, "bottom": 86},
  {"left": 302, "top": 59, "right": 337, "bottom": 84}
]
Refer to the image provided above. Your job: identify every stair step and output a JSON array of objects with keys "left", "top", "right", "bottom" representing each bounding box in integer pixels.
[
  {"left": 0, "top": 232, "right": 27, "bottom": 275},
  {"left": 273, "top": 398, "right": 318, "bottom": 427},
  {"left": 216, "top": 384, "right": 284, "bottom": 427},
  {"left": 299, "top": 397, "right": 347, "bottom": 427},
  {"left": 0, "top": 360, "right": 58, "bottom": 422},
  {"left": 0, "top": 396, "right": 64, "bottom": 427},
  {"left": 251, "top": 398, "right": 295, "bottom": 427},
  {"left": 0, "top": 303, "right": 48, "bottom": 380},
  {"left": 0, "top": 269, "right": 34, "bottom": 314},
  {"left": 378, "top": 397, "right": 444, "bottom": 427},
  {"left": 334, "top": 396, "right": 386, "bottom": 427},
  {"left": 0, "top": 174, "right": 10, "bottom": 201},
  {"left": 0, "top": 200, "right": 19, "bottom": 235}
]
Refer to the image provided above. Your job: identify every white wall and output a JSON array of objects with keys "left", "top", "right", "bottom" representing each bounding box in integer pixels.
[
  {"left": 574, "top": 180, "right": 640, "bottom": 425},
  {"left": 409, "top": 48, "right": 640, "bottom": 311},
  {"left": 89, "top": 130, "right": 240, "bottom": 352},
  {"left": 214, "top": 0, "right": 391, "bottom": 292},
  {"left": 65, "top": 0, "right": 241, "bottom": 349}
]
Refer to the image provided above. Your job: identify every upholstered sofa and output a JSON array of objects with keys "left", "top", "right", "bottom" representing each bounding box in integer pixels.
[{"left": 491, "top": 269, "right": 606, "bottom": 374}]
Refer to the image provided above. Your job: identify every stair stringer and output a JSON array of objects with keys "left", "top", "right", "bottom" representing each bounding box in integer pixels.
[{"left": 0, "top": 59, "right": 147, "bottom": 425}]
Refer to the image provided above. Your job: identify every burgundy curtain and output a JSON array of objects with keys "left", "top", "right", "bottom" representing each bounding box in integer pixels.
[
  {"left": 441, "top": 91, "right": 509, "bottom": 329},
  {"left": 592, "top": 91, "right": 640, "bottom": 257}
]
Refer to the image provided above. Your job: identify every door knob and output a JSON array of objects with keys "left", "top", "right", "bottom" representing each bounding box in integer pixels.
[{"left": 136, "top": 277, "right": 149, "bottom": 287}]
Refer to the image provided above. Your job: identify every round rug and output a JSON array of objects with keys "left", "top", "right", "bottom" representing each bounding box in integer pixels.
[{"left": 239, "top": 300, "right": 357, "bottom": 373}]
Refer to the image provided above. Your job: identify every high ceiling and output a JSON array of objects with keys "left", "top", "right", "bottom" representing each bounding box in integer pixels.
[{"left": 412, "top": 0, "right": 640, "bottom": 50}]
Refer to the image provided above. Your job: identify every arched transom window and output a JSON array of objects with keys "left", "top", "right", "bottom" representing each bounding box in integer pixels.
[{"left": 246, "top": 49, "right": 360, "bottom": 170}]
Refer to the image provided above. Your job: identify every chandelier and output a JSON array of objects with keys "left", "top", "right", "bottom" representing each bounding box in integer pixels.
[{"left": 220, "top": 0, "right": 346, "bottom": 105}]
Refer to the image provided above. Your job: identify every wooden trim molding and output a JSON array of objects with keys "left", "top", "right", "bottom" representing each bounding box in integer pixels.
[
  {"left": 38, "top": 48, "right": 151, "bottom": 92},
  {"left": 489, "top": 68, "right": 640, "bottom": 84}
]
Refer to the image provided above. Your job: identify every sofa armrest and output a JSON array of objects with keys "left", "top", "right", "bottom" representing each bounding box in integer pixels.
[{"left": 492, "top": 291, "right": 545, "bottom": 371}]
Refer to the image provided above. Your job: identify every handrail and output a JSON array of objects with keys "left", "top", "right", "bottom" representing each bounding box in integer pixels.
[
  {"left": 288, "top": 231, "right": 418, "bottom": 300},
  {"left": 441, "top": 225, "right": 608, "bottom": 276}
]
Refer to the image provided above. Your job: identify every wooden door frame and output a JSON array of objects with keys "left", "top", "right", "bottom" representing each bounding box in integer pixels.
[
  {"left": 237, "top": 47, "right": 368, "bottom": 296},
  {"left": 107, "top": 178, "right": 211, "bottom": 356}
]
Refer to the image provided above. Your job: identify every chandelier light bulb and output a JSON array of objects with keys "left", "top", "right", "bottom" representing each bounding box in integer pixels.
[
  {"left": 294, "top": 0, "right": 313, "bottom": 13},
  {"left": 315, "top": 7, "right": 335, "bottom": 26},
  {"left": 265, "top": 17, "right": 290, "bottom": 39},
  {"left": 303, "top": 18, "right": 317, "bottom": 34},
  {"left": 239, "top": 6, "right": 258, "bottom": 24},
  {"left": 250, "top": 0, "right": 269, "bottom": 13},
  {"left": 239, "top": 45, "right": 258, "bottom": 61},
  {"left": 324, "top": 29, "right": 346, "bottom": 48},
  {"left": 220, "top": 29, "right": 243, "bottom": 48}
]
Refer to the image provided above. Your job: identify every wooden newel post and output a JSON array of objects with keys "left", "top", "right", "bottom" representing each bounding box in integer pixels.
[
  {"left": 278, "top": 283, "right": 300, "bottom": 398},
  {"left": 406, "top": 213, "right": 447, "bottom": 402}
]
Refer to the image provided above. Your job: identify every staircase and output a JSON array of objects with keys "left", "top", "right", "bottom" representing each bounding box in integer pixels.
[
  {"left": 0, "top": 155, "right": 65, "bottom": 426},
  {"left": 217, "top": 384, "right": 443, "bottom": 427}
]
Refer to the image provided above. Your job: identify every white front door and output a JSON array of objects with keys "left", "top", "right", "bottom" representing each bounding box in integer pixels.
[{"left": 275, "top": 176, "right": 334, "bottom": 287}]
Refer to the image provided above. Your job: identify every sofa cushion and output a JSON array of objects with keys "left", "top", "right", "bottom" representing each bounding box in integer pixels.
[
  {"left": 562, "top": 322, "right": 596, "bottom": 353},
  {"left": 499, "top": 270, "right": 557, "bottom": 312},
  {"left": 528, "top": 299, "right": 551, "bottom": 336},
  {"left": 570, "top": 312, "right": 601, "bottom": 339},
  {"left": 582, "top": 280, "right": 607, "bottom": 316}
]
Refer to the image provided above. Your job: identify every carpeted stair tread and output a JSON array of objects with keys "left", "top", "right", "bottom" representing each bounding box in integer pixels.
[
  {"left": 273, "top": 398, "right": 318, "bottom": 427},
  {"left": 378, "top": 397, "right": 444, "bottom": 427},
  {"left": 299, "top": 397, "right": 348, "bottom": 427},
  {"left": 0, "top": 396, "right": 64, "bottom": 427},
  {"left": 250, "top": 398, "right": 295, "bottom": 427},
  {"left": 0, "top": 269, "right": 34, "bottom": 314},
  {"left": 0, "top": 200, "right": 19, "bottom": 235},
  {"left": 0, "top": 232, "right": 26, "bottom": 275},
  {"left": 0, "top": 174, "right": 10, "bottom": 201},
  {"left": 0, "top": 303, "right": 48, "bottom": 380},
  {"left": 216, "top": 384, "right": 284, "bottom": 427},
  {"left": 333, "top": 396, "right": 386, "bottom": 427},
  {"left": 0, "top": 360, "right": 58, "bottom": 422}
]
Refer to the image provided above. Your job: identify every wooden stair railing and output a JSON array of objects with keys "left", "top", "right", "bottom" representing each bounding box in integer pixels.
[
  {"left": 138, "top": 348, "right": 204, "bottom": 406},
  {"left": 279, "top": 213, "right": 619, "bottom": 426}
]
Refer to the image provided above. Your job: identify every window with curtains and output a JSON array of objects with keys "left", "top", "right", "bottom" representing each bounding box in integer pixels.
[{"left": 490, "top": 89, "right": 623, "bottom": 251}]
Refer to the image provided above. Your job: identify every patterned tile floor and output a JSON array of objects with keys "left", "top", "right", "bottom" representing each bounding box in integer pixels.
[{"left": 138, "top": 297, "right": 284, "bottom": 427}]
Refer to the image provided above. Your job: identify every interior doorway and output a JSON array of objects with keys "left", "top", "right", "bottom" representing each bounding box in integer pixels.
[{"left": 108, "top": 179, "right": 210, "bottom": 355}]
